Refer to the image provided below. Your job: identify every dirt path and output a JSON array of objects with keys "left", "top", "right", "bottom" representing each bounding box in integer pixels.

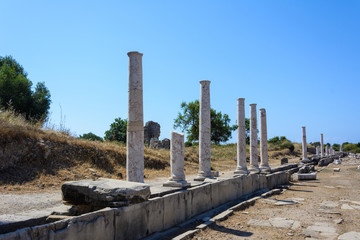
[{"left": 193, "top": 156, "right": 360, "bottom": 239}]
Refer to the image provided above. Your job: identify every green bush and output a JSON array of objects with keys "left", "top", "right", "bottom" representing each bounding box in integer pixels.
[
  {"left": 104, "top": 117, "right": 127, "bottom": 143},
  {"left": 280, "top": 142, "right": 295, "bottom": 152},
  {"left": 79, "top": 132, "right": 103, "bottom": 142}
]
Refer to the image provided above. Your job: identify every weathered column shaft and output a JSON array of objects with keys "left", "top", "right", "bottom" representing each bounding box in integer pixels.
[
  {"left": 235, "top": 98, "right": 249, "bottom": 175},
  {"left": 197, "top": 80, "right": 212, "bottom": 179},
  {"left": 302, "top": 126, "right": 308, "bottom": 161},
  {"left": 163, "top": 132, "right": 189, "bottom": 187},
  {"left": 316, "top": 146, "right": 319, "bottom": 155},
  {"left": 321, "top": 133, "right": 324, "bottom": 157},
  {"left": 340, "top": 144, "right": 343, "bottom": 152},
  {"left": 259, "top": 108, "right": 271, "bottom": 173},
  {"left": 249, "top": 104, "right": 260, "bottom": 173},
  {"left": 325, "top": 145, "right": 328, "bottom": 156},
  {"left": 126, "top": 51, "right": 144, "bottom": 183}
]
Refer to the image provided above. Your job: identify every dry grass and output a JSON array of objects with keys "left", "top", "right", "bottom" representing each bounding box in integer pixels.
[{"left": 0, "top": 110, "right": 305, "bottom": 193}]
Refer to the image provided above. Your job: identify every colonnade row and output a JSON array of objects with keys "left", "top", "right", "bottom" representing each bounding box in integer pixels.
[
  {"left": 301, "top": 128, "right": 342, "bottom": 162},
  {"left": 126, "top": 51, "right": 271, "bottom": 185}
]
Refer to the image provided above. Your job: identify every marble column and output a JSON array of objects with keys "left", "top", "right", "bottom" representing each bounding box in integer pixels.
[
  {"left": 302, "top": 126, "right": 309, "bottom": 162},
  {"left": 234, "top": 98, "right": 249, "bottom": 175},
  {"left": 126, "top": 51, "right": 144, "bottom": 183},
  {"left": 163, "top": 132, "right": 190, "bottom": 187},
  {"left": 325, "top": 145, "right": 328, "bottom": 156},
  {"left": 249, "top": 104, "right": 260, "bottom": 173},
  {"left": 259, "top": 108, "right": 271, "bottom": 173},
  {"left": 321, "top": 133, "right": 324, "bottom": 158},
  {"left": 340, "top": 144, "right": 343, "bottom": 153},
  {"left": 316, "top": 146, "right": 319, "bottom": 156},
  {"left": 195, "top": 80, "right": 212, "bottom": 181}
]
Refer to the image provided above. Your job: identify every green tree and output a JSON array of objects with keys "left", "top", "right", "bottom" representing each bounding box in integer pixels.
[
  {"left": 174, "top": 100, "right": 237, "bottom": 145},
  {"left": 104, "top": 117, "right": 127, "bottom": 143},
  {"left": 80, "top": 132, "right": 103, "bottom": 141},
  {"left": 0, "top": 56, "right": 51, "bottom": 121}
]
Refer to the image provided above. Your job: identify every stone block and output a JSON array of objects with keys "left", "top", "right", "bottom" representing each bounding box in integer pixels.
[
  {"left": 0, "top": 228, "right": 31, "bottom": 240},
  {"left": 258, "top": 174, "right": 267, "bottom": 190},
  {"left": 147, "top": 197, "right": 164, "bottom": 234},
  {"left": 298, "top": 173, "right": 317, "bottom": 180},
  {"left": 31, "top": 208, "right": 115, "bottom": 240},
  {"left": 114, "top": 202, "right": 148, "bottom": 240},
  {"left": 210, "top": 180, "right": 221, "bottom": 208},
  {"left": 162, "top": 190, "right": 191, "bottom": 230},
  {"left": 191, "top": 184, "right": 211, "bottom": 217},
  {"left": 251, "top": 173, "right": 260, "bottom": 191},
  {"left": 62, "top": 178, "right": 150, "bottom": 207},
  {"left": 242, "top": 174, "right": 253, "bottom": 196}
]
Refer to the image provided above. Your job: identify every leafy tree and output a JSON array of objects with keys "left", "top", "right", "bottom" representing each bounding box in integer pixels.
[
  {"left": 104, "top": 117, "right": 127, "bottom": 143},
  {"left": 79, "top": 132, "right": 103, "bottom": 141},
  {"left": 174, "top": 100, "right": 237, "bottom": 145},
  {"left": 0, "top": 56, "right": 51, "bottom": 121},
  {"left": 332, "top": 143, "right": 340, "bottom": 151}
]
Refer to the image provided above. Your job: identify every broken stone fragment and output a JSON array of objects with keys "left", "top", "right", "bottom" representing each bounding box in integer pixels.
[{"left": 62, "top": 178, "right": 151, "bottom": 207}]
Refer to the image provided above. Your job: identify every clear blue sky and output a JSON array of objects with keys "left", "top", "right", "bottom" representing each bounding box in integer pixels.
[{"left": 1, "top": 1, "right": 359, "bottom": 144}]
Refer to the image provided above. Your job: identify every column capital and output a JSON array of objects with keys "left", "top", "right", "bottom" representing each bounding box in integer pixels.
[
  {"left": 127, "top": 51, "right": 143, "bottom": 56},
  {"left": 250, "top": 103, "right": 257, "bottom": 107},
  {"left": 200, "top": 80, "right": 211, "bottom": 84}
]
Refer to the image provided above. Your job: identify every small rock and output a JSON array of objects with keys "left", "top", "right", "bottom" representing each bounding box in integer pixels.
[
  {"left": 88, "top": 168, "right": 96, "bottom": 173},
  {"left": 333, "top": 168, "right": 340, "bottom": 172},
  {"left": 242, "top": 211, "right": 249, "bottom": 214},
  {"left": 334, "top": 218, "right": 343, "bottom": 224},
  {"left": 338, "top": 231, "right": 360, "bottom": 240},
  {"left": 107, "top": 174, "right": 112, "bottom": 178},
  {"left": 38, "top": 184, "right": 45, "bottom": 189},
  {"left": 117, "top": 173, "right": 123, "bottom": 178},
  {"left": 287, "top": 233, "right": 294, "bottom": 236}
]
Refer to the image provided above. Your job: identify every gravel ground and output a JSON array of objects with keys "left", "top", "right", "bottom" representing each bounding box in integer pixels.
[{"left": 193, "top": 156, "right": 360, "bottom": 239}]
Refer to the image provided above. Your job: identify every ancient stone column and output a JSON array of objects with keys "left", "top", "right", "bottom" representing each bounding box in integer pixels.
[
  {"left": 249, "top": 104, "right": 260, "bottom": 173},
  {"left": 259, "top": 108, "right": 271, "bottom": 173},
  {"left": 340, "top": 144, "right": 343, "bottom": 152},
  {"left": 302, "top": 126, "right": 309, "bottom": 162},
  {"left": 163, "top": 132, "right": 190, "bottom": 187},
  {"left": 316, "top": 146, "right": 319, "bottom": 156},
  {"left": 325, "top": 145, "right": 328, "bottom": 156},
  {"left": 321, "top": 134, "right": 324, "bottom": 157},
  {"left": 126, "top": 51, "right": 144, "bottom": 183},
  {"left": 330, "top": 146, "right": 334, "bottom": 156},
  {"left": 234, "top": 98, "right": 249, "bottom": 175},
  {"left": 195, "top": 80, "right": 212, "bottom": 181}
]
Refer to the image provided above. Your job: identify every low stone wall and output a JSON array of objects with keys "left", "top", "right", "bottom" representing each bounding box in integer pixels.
[
  {"left": 318, "top": 154, "right": 342, "bottom": 167},
  {"left": 0, "top": 170, "right": 292, "bottom": 240}
]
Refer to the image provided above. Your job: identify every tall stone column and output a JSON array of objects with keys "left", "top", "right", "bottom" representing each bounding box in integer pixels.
[
  {"left": 302, "top": 126, "right": 309, "bottom": 162},
  {"left": 330, "top": 146, "right": 334, "bottom": 156},
  {"left": 164, "top": 132, "right": 190, "bottom": 187},
  {"left": 316, "top": 146, "right": 319, "bottom": 156},
  {"left": 259, "top": 108, "right": 271, "bottom": 173},
  {"left": 340, "top": 144, "right": 343, "bottom": 153},
  {"left": 249, "top": 104, "right": 260, "bottom": 173},
  {"left": 320, "top": 133, "right": 324, "bottom": 157},
  {"left": 234, "top": 98, "right": 249, "bottom": 175},
  {"left": 126, "top": 51, "right": 144, "bottom": 183},
  {"left": 195, "top": 80, "right": 212, "bottom": 181}
]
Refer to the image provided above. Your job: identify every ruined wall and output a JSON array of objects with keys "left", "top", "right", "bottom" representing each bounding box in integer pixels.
[{"left": 0, "top": 170, "right": 292, "bottom": 240}]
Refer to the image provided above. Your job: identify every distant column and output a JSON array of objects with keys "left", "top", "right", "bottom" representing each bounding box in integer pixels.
[
  {"left": 330, "top": 146, "right": 334, "bottom": 156},
  {"left": 249, "top": 104, "right": 260, "bottom": 173},
  {"left": 302, "top": 126, "right": 309, "bottom": 162},
  {"left": 340, "top": 144, "right": 343, "bottom": 153},
  {"left": 316, "top": 146, "right": 319, "bottom": 156},
  {"left": 126, "top": 51, "right": 144, "bottom": 183},
  {"left": 234, "top": 98, "right": 249, "bottom": 175},
  {"left": 163, "top": 132, "right": 190, "bottom": 187},
  {"left": 325, "top": 145, "right": 328, "bottom": 156},
  {"left": 321, "top": 134, "right": 324, "bottom": 157},
  {"left": 195, "top": 80, "right": 212, "bottom": 181},
  {"left": 259, "top": 108, "right": 271, "bottom": 173}
]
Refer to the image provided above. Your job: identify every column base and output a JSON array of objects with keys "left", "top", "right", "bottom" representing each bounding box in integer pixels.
[
  {"left": 248, "top": 165, "right": 261, "bottom": 174},
  {"left": 234, "top": 168, "right": 249, "bottom": 175},
  {"left": 163, "top": 180, "right": 190, "bottom": 188},
  {"left": 260, "top": 165, "right": 271, "bottom": 174},
  {"left": 194, "top": 171, "right": 213, "bottom": 181},
  {"left": 301, "top": 158, "right": 311, "bottom": 163}
]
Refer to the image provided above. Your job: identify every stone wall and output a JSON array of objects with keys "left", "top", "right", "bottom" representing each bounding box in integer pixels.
[{"left": 0, "top": 170, "right": 292, "bottom": 240}]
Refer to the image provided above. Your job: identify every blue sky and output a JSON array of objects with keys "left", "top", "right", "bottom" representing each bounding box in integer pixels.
[{"left": 1, "top": 1, "right": 359, "bottom": 144}]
